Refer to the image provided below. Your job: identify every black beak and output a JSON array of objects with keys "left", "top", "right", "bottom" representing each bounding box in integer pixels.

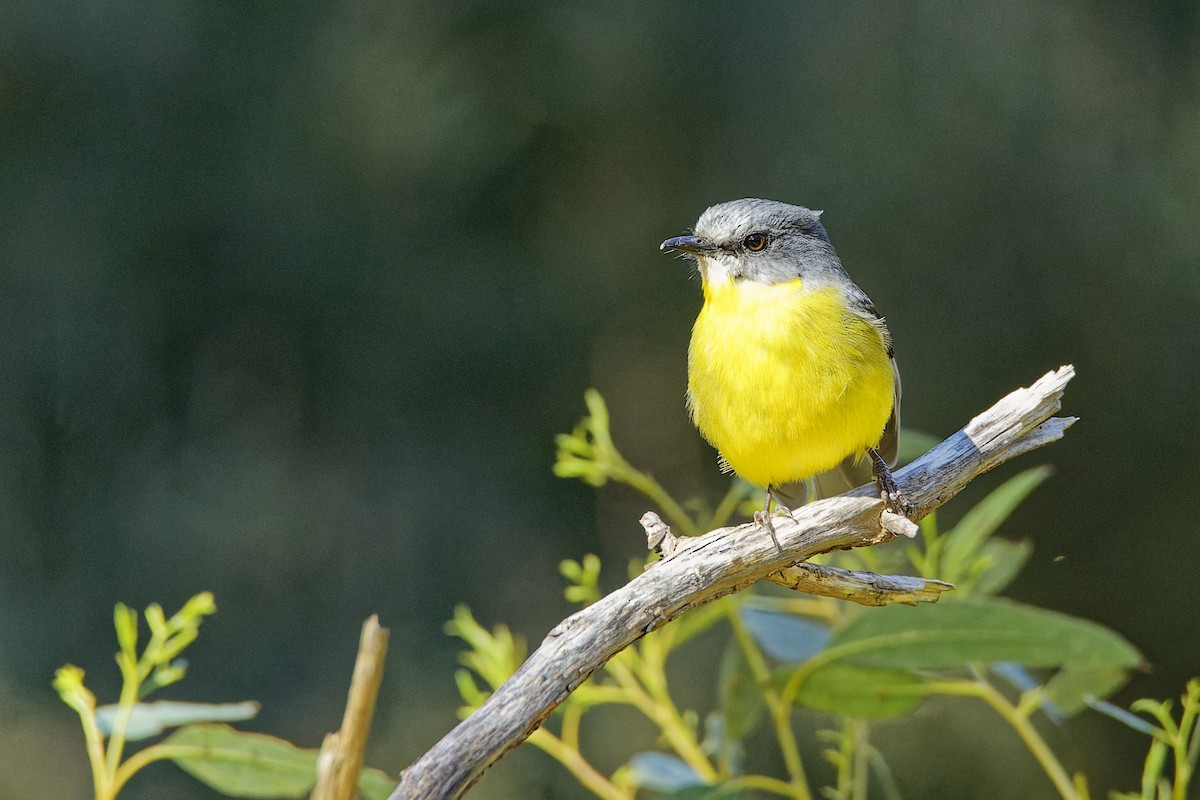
[{"left": 660, "top": 234, "right": 715, "bottom": 255}]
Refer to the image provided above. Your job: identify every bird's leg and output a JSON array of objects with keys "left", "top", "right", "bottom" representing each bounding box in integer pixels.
[
  {"left": 869, "top": 448, "right": 912, "bottom": 516},
  {"left": 767, "top": 485, "right": 797, "bottom": 519},
  {"left": 753, "top": 486, "right": 784, "bottom": 552}
]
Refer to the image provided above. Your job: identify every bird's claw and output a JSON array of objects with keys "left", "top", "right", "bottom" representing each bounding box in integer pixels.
[
  {"left": 869, "top": 448, "right": 913, "bottom": 517},
  {"left": 876, "top": 469, "right": 913, "bottom": 517},
  {"left": 754, "top": 488, "right": 788, "bottom": 552}
]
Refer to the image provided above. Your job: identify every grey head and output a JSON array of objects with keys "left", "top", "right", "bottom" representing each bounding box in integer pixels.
[{"left": 660, "top": 198, "right": 847, "bottom": 287}]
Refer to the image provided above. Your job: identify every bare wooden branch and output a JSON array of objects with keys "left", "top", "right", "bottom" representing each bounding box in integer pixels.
[
  {"left": 314, "top": 615, "right": 389, "bottom": 800},
  {"left": 392, "top": 366, "right": 1076, "bottom": 800},
  {"left": 768, "top": 562, "right": 954, "bottom": 606},
  {"left": 644, "top": 510, "right": 949, "bottom": 606}
]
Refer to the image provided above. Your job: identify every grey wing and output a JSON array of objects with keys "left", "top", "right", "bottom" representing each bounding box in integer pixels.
[
  {"left": 845, "top": 282, "right": 893, "bottom": 357},
  {"left": 877, "top": 356, "right": 901, "bottom": 467},
  {"left": 845, "top": 283, "right": 900, "bottom": 467},
  {"left": 844, "top": 283, "right": 902, "bottom": 470},
  {"left": 844, "top": 283, "right": 902, "bottom": 465}
]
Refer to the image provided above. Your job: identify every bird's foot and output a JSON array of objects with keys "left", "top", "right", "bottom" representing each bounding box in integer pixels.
[
  {"left": 752, "top": 509, "right": 783, "bottom": 552},
  {"left": 869, "top": 448, "right": 913, "bottom": 517},
  {"left": 755, "top": 486, "right": 788, "bottom": 552}
]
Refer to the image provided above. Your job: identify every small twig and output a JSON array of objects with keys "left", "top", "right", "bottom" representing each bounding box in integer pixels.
[
  {"left": 393, "top": 366, "right": 1077, "bottom": 800},
  {"left": 647, "top": 511, "right": 948, "bottom": 605},
  {"left": 314, "top": 616, "right": 390, "bottom": 800},
  {"left": 768, "top": 562, "right": 953, "bottom": 606}
]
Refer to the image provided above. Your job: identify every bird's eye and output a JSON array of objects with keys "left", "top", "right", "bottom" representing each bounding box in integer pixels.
[{"left": 743, "top": 232, "right": 768, "bottom": 252}]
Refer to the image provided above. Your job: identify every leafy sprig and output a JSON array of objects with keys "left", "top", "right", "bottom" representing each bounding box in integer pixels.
[{"left": 444, "top": 389, "right": 1166, "bottom": 800}]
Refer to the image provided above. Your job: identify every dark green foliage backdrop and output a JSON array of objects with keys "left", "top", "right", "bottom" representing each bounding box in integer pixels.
[{"left": 2, "top": 1, "right": 1197, "bottom": 797}]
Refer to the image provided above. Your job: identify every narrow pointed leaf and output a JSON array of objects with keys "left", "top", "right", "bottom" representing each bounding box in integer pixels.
[
  {"left": 627, "top": 752, "right": 704, "bottom": 792},
  {"left": 791, "top": 662, "right": 929, "bottom": 719},
  {"left": 821, "top": 597, "right": 1140, "bottom": 717},
  {"left": 1085, "top": 697, "right": 1164, "bottom": 738},
  {"left": 1044, "top": 666, "right": 1134, "bottom": 716},
  {"left": 114, "top": 604, "right": 139, "bottom": 661},
  {"left": 358, "top": 767, "right": 398, "bottom": 800},
  {"left": 718, "top": 641, "right": 764, "bottom": 740},
  {"left": 829, "top": 597, "right": 1139, "bottom": 671},
  {"left": 96, "top": 701, "right": 259, "bottom": 740},
  {"left": 164, "top": 723, "right": 317, "bottom": 798},
  {"left": 969, "top": 538, "right": 1033, "bottom": 595},
  {"left": 739, "top": 606, "right": 830, "bottom": 663},
  {"left": 940, "top": 467, "right": 1052, "bottom": 582}
]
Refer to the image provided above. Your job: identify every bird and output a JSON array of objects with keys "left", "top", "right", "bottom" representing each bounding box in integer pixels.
[{"left": 660, "top": 198, "right": 908, "bottom": 546}]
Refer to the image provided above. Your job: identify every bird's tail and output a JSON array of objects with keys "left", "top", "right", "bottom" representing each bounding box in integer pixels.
[{"left": 771, "top": 453, "right": 877, "bottom": 508}]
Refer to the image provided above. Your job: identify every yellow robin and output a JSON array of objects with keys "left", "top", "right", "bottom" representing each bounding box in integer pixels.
[{"left": 661, "top": 199, "right": 908, "bottom": 544}]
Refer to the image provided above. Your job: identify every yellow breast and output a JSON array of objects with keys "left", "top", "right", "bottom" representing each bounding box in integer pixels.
[{"left": 687, "top": 275, "right": 894, "bottom": 488}]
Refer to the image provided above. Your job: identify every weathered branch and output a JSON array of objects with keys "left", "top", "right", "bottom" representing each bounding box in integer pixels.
[
  {"left": 392, "top": 365, "right": 1077, "bottom": 800},
  {"left": 648, "top": 513, "right": 945, "bottom": 606},
  {"left": 314, "top": 616, "right": 389, "bottom": 800},
  {"left": 768, "top": 562, "right": 954, "bottom": 605},
  {"left": 645, "top": 511, "right": 952, "bottom": 606}
]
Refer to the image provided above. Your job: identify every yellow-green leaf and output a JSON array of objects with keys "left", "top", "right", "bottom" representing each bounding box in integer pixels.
[
  {"left": 738, "top": 606, "right": 830, "bottom": 664},
  {"left": 790, "top": 662, "right": 929, "bottom": 719},
  {"left": 822, "top": 597, "right": 1141, "bottom": 715},
  {"left": 164, "top": 723, "right": 317, "bottom": 798},
  {"left": 968, "top": 538, "right": 1032, "bottom": 595},
  {"left": 358, "top": 767, "right": 397, "bottom": 800},
  {"left": 939, "top": 466, "right": 1052, "bottom": 582},
  {"left": 718, "top": 640, "right": 764, "bottom": 740},
  {"left": 96, "top": 700, "right": 260, "bottom": 740}
]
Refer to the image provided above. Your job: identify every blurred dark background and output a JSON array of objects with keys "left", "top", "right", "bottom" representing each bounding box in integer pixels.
[{"left": 2, "top": 1, "right": 1198, "bottom": 798}]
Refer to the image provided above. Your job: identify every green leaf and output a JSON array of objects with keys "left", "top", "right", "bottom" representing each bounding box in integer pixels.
[
  {"left": 627, "top": 752, "right": 705, "bottom": 792},
  {"left": 662, "top": 786, "right": 729, "bottom": 800},
  {"left": 164, "top": 723, "right": 318, "bottom": 798},
  {"left": 561, "top": 554, "right": 603, "bottom": 606},
  {"left": 1086, "top": 697, "right": 1164, "bottom": 738},
  {"left": 358, "top": 767, "right": 398, "bottom": 800},
  {"left": 140, "top": 660, "right": 189, "bottom": 697},
  {"left": 829, "top": 597, "right": 1140, "bottom": 671},
  {"left": 145, "top": 603, "right": 168, "bottom": 637},
  {"left": 821, "top": 597, "right": 1141, "bottom": 716},
  {"left": 159, "top": 627, "right": 200, "bottom": 663},
  {"left": 177, "top": 591, "right": 217, "bottom": 622},
  {"left": 1142, "top": 740, "right": 1170, "bottom": 797},
  {"left": 1044, "top": 666, "right": 1134, "bottom": 716},
  {"left": 114, "top": 604, "right": 139, "bottom": 662},
  {"left": 739, "top": 606, "right": 831, "bottom": 664},
  {"left": 718, "top": 641, "right": 764, "bottom": 740},
  {"left": 53, "top": 664, "right": 95, "bottom": 715},
  {"left": 791, "top": 661, "right": 929, "bottom": 719},
  {"left": 97, "top": 700, "right": 260, "bottom": 740},
  {"left": 939, "top": 466, "right": 1052, "bottom": 583},
  {"left": 446, "top": 606, "right": 524, "bottom": 691},
  {"left": 968, "top": 538, "right": 1033, "bottom": 595}
]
